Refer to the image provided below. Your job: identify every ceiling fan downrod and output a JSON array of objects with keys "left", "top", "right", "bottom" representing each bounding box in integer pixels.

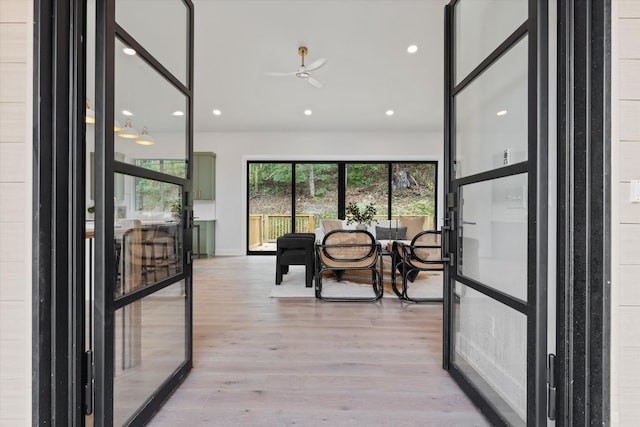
[{"left": 298, "top": 46, "right": 308, "bottom": 67}]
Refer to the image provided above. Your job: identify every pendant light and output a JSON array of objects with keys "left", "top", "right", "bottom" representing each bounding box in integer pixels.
[
  {"left": 85, "top": 99, "right": 96, "bottom": 124},
  {"left": 114, "top": 120, "right": 122, "bottom": 132},
  {"left": 118, "top": 118, "right": 139, "bottom": 138},
  {"left": 136, "top": 127, "right": 155, "bottom": 145}
]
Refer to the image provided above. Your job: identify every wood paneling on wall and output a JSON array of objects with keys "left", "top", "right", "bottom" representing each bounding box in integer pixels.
[
  {"left": 615, "top": 3, "right": 640, "bottom": 425},
  {"left": 0, "top": 0, "right": 30, "bottom": 425}
]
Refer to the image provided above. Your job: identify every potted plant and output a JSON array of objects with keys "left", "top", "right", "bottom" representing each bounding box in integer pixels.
[
  {"left": 170, "top": 200, "right": 182, "bottom": 221},
  {"left": 345, "top": 201, "right": 377, "bottom": 230}
]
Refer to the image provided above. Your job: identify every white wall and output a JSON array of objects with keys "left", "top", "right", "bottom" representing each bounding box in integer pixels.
[
  {"left": 612, "top": 1, "right": 640, "bottom": 425},
  {"left": 194, "top": 131, "right": 443, "bottom": 255},
  {"left": 0, "top": 0, "right": 32, "bottom": 424}
]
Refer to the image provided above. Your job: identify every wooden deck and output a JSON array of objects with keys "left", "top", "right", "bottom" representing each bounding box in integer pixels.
[{"left": 148, "top": 255, "right": 490, "bottom": 427}]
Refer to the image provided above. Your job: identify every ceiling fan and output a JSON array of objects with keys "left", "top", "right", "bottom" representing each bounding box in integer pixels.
[{"left": 267, "top": 46, "right": 327, "bottom": 88}]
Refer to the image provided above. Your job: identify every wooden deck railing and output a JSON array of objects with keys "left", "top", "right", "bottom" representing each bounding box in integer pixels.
[
  {"left": 248, "top": 214, "right": 435, "bottom": 250},
  {"left": 248, "top": 214, "right": 316, "bottom": 249},
  {"left": 248, "top": 215, "right": 264, "bottom": 249}
]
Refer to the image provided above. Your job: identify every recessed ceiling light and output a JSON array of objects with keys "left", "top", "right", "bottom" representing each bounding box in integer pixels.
[
  {"left": 497, "top": 110, "right": 508, "bottom": 116},
  {"left": 407, "top": 45, "right": 418, "bottom": 54},
  {"left": 304, "top": 109, "right": 312, "bottom": 116},
  {"left": 172, "top": 111, "right": 184, "bottom": 116},
  {"left": 386, "top": 110, "right": 394, "bottom": 116},
  {"left": 122, "top": 110, "right": 134, "bottom": 116},
  {"left": 212, "top": 109, "right": 221, "bottom": 116},
  {"left": 123, "top": 47, "right": 136, "bottom": 56}
]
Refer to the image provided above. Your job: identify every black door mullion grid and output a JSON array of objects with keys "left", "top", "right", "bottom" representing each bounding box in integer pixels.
[
  {"left": 454, "top": 273, "right": 528, "bottom": 315},
  {"left": 114, "top": 25, "right": 190, "bottom": 96},
  {"left": 444, "top": 0, "right": 547, "bottom": 425},
  {"left": 452, "top": 22, "right": 528, "bottom": 96},
  {"left": 454, "top": 162, "right": 529, "bottom": 187},
  {"left": 93, "top": 0, "right": 195, "bottom": 425}
]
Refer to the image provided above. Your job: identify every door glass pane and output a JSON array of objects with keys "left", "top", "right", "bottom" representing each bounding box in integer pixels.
[
  {"left": 458, "top": 173, "right": 527, "bottom": 301},
  {"left": 114, "top": 38, "right": 188, "bottom": 176},
  {"left": 345, "top": 163, "right": 389, "bottom": 227},
  {"left": 113, "top": 281, "right": 186, "bottom": 425},
  {"left": 391, "top": 162, "right": 437, "bottom": 238},
  {"left": 248, "top": 163, "right": 292, "bottom": 251},
  {"left": 455, "top": 0, "right": 528, "bottom": 83},
  {"left": 455, "top": 37, "right": 528, "bottom": 179},
  {"left": 115, "top": 0, "right": 188, "bottom": 84},
  {"left": 295, "top": 163, "right": 338, "bottom": 233},
  {"left": 115, "top": 174, "right": 183, "bottom": 297},
  {"left": 453, "top": 282, "right": 526, "bottom": 426}
]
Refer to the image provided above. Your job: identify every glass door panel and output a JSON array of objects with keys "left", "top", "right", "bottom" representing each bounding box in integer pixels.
[
  {"left": 114, "top": 38, "right": 188, "bottom": 170},
  {"left": 115, "top": 174, "right": 184, "bottom": 299},
  {"left": 93, "top": 0, "right": 194, "bottom": 424},
  {"left": 455, "top": 37, "right": 528, "bottom": 179},
  {"left": 455, "top": 0, "right": 528, "bottom": 84},
  {"left": 294, "top": 163, "right": 338, "bottom": 233},
  {"left": 115, "top": 0, "right": 188, "bottom": 84},
  {"left": 444, "top": 1, "right": 546, "bottom": 425},
  {"left": 113, "top": 281, "right": 186, "bottom": 425},
  {"left": 453, "top": 282, "right": 527, "bottom": 426},
  {"left": 458, "top": 173, "right": 528, "bottom": 301},
  {"left": 247, "top": 163, "right": 292, "bottom": 252}
]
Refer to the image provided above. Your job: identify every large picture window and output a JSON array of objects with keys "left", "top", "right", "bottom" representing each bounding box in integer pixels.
[
  {"left": 134, "top": 159, "right": 185, "bottom": 212},
  {"left": 247, "top": 161, "right": 437, "bottom": 253}
]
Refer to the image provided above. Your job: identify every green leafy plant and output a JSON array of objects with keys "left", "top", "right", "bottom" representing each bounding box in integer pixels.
[
  {"left": 345, "top": 202, "right": 377, "bottom": 226},
  {"left": 170, "top": 199, "right": 182, "bottom": 220}
]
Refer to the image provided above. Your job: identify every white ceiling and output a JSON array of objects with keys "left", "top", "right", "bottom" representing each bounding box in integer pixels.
[{"left": 190, "top": 0, "right": 449, "bottom": 133}]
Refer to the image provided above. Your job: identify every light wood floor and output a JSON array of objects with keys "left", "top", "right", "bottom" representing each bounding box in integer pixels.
[{"left": 147, "top": 255, "right": 490, "bottom": 427}]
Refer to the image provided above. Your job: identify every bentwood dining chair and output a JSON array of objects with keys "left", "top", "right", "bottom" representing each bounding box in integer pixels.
[
  {"left": 315, "top": 229, "right": 383, "bottom": 302},
  {"left": 390, "top": 230, "right": 444, "bottom": 303}
]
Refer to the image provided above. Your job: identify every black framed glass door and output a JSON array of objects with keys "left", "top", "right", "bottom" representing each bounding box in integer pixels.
[
  {"left": 91, "top": 0, "right": 195, "bottom": 425},
  {"left": 443, "top": 1, "right": 548, "bottom": 425}
]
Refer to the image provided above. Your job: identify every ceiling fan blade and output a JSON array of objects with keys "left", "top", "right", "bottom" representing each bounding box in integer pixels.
[
  {"left": 265, "top": 71, "right": 297, "bottom": 77},
  {"left": 305, "top": 58, "right": 327, "bottom": 72},
  {"left": 307, "top": 76, "right": 323, "bottom": 88}
]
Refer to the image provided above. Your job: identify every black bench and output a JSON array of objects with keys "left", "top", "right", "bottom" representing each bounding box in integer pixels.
[{"left": 275, "top": 233, "right": 316, "bottom": 288}]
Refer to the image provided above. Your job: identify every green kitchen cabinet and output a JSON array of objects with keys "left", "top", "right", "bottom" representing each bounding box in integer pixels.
[
  {"left": 193, "top": 152, "right": 216, "bottom": 200},
  {"left": 193, "top": 220, "right": 215, "bottom": 258}
]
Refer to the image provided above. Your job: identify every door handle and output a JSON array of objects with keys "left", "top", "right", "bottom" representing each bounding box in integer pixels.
[
  {"left": 442, "top": 211, "right": 455, "bottom": 231},
  {"left": 440, "top": 211, "right": 455, "bottom": 263}
]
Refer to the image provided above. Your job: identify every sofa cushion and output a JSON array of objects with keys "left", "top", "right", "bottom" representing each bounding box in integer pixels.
[
  {"left": 375, "top": 225, "right": 407, "bottom": 240},
  {"left": 320, "top": 219, "right": 343, "bottom": 234},
  {"left": 399, "top": 216, "right": 425, "bottom": 239}
]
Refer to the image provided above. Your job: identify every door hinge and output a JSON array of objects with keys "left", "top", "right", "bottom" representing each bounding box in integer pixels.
[
  {"left": 547, "top": 353, "right": 557, "bottom": 420},
  {"left": 187, "top": 250, "right": 193, "bottom": 264},
  {"left": 83, "top": 349, "right": 94, "bottom": 415}
]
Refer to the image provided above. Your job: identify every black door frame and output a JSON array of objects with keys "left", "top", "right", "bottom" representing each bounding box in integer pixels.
[
  {"left": 442, "top": 0, "right": 611, "bottom": 425},
  {"left": 33, "top": 0, "right": 87, "bottom": 423},
  {"left": 93, "top": 0, "right": 195, "bottom": 425},
  {"left": 442, "top": 1, "right": 548, "bottom": 425},
  {"left": 556, "top": 0, "right": 611, "bottom": 425},
  {"left": 32, "top": 0, "right": 610, "bottom": 424}
]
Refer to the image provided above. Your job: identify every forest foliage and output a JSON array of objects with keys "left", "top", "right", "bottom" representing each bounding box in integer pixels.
[{"left": 249, "top": 163, "right": 436, "bottom": 217}]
